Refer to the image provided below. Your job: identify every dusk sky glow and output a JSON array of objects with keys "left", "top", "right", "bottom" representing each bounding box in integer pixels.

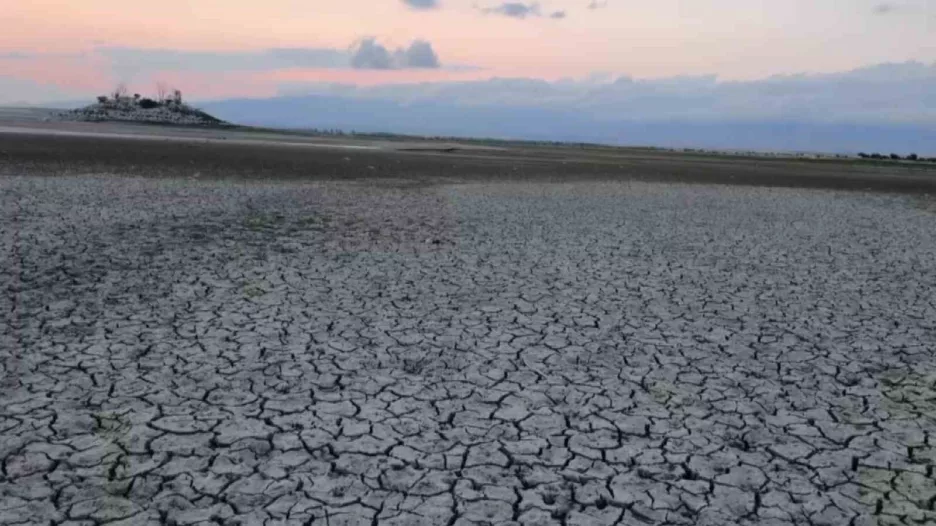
[{"left": 2, "top": 0, "right": 934, "bottom": 102}]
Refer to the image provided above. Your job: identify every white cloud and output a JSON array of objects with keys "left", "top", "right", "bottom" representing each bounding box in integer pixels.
[
  {"left": 275, "top": 61, "right": 936, "bottom": 125},
  {"left": 349, "top": 39, "right": 394, "bottom": 69},
  {"left": 402, "top": 0, "right": 440, "bottom": 9},
  {"left": 396, "top": 40, "right": 441, "bottom": 69},
  {"left": 481, "top": 2, "right": 541, "bottom": 18},
  {"left": 479, "top": 2, "right": 567, "bottom": 20},
  {"left": 873, "top": 3, "right": 899, "bottom": 14},
  {"left": 350, "top": 38, "right": 441, "bottom": 69}
]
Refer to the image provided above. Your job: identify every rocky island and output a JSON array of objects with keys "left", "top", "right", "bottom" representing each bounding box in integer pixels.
[{"left": 58, "top": 87, "right": 225, "bottom": 126}]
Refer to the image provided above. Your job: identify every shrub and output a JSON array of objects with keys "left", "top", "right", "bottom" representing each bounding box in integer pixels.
[
  {"left": 97, "top": 95, "right": 108, "bottom": 104},
  {"left": 890, "top": 153, "right": 902, "bottom": 160},
  {"left": 857, "top": 152, "right": 869, "bottom": 159},
  {"left": 138, "top": 98, "right": 160, "bottom": 109},
  {"left": 907, "top": 153, "right": 919, "bottom": 161}
]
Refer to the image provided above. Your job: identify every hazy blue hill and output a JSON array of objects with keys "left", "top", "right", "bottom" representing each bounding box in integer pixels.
[{"left": 203, "top": 95, "right": 936, "bottom": 155}]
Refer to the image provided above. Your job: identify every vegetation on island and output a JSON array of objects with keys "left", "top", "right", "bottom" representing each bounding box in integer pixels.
[{"left": 64, "top": 82, "right": 225, "bottom": 126}]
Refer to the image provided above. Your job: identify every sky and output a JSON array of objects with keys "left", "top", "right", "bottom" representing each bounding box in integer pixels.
[
  {"left": 1, "top": 0, "right": 934, "bottom": 101},
  {"left": 1, "top": 1, "right": 934, "bottom": 152}
]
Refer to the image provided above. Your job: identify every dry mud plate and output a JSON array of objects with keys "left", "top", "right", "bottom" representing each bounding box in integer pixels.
[{"left": 2, "top": 175, "right": 936, "bottom": 526}]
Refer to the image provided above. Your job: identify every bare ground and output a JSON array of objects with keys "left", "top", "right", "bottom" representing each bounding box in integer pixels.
[{"left": 2, "top": 125, "right": 936, "bottom": 525}]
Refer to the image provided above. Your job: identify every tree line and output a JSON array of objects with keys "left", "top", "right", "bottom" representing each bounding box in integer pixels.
[
  {"left": 96, "top": 82, "right": 184, "bottom": 109},
  {"left": 857, "top": 152, "right": 936, "bottom": 163}
]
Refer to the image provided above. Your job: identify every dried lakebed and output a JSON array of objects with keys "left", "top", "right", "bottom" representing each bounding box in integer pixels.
[{"left": 2, "top": 175, "right": 936, "bottom": 525}]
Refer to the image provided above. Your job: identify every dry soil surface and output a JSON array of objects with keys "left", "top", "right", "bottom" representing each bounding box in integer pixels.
[{"left": 2, "top": 127, "right": 936, "bottom": 526}]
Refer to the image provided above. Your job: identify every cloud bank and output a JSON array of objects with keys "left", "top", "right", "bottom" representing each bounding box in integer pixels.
[
  {"left": 4, "top": 47, "right": 934, "bottom": 154},
  {"left": 1, "top": 40, "right": 445, "bottom": 82},
  {"left": 271, "top": 62, "right": 936, "bottom": 124},
  {"left": 201, "top": 61, "right": 936, "bottom": 154},
  {"left": 98, "top": 47, "right": 349, "bottom": 77}
]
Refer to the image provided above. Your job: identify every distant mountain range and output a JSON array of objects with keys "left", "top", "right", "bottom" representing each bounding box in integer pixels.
[{"left": 201, "top": 94, "right": 936, "bottom": 156}]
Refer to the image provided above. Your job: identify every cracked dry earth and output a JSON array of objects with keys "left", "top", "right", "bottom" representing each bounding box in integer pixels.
[{"left": 2, "top": 175, "right": 936, "bottom": 526}]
